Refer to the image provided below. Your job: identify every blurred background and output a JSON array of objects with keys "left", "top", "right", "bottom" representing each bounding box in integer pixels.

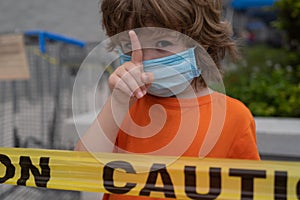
[{"left": 0, "top": 0, "right": 299, "bottom": 199}]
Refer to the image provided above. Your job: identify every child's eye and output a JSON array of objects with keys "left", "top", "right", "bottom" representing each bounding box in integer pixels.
[{"left": 156, "top": 40, "right": 173, "bottom": 48}]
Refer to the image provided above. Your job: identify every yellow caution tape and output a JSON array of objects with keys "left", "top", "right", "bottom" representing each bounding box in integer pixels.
[{"left": 0, "top": 147, "right": 299, "bottom": 199}]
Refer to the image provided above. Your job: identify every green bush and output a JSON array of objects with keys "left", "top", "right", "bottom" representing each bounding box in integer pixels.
[
  {"left": 273, "top": 0, "right": 300, "bottom": 50},
  {"left": 224, "top": 45, "right": 300, "bottom": 117}
]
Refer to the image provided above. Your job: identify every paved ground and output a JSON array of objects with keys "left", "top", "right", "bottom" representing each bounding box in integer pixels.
[
  {"left": 0, "top": 185, "right": 80, "bottom": 200},
  {"left": 256, "top": 117, "right": 300, "bottom": 160}
]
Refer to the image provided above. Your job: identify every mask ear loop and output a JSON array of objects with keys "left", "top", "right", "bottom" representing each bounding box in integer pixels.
[
  {"left": 117, "top": 48, "right": 126, "bottom": 56},
  {"left": 190, "top": 47, "right": 202, "bottom": 77},
  {"left": 117, "top": 48, "right": 132, "bottom": 65}
]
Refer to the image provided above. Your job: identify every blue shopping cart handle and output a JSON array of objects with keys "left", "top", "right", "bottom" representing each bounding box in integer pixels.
[{"left": 24, "top": 30, "right": 86, "bottom": 53}]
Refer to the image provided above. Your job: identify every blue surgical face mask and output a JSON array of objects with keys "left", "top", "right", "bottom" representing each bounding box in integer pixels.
[{"left": 119, "top": 48, "right": 201, "bottom": 97}]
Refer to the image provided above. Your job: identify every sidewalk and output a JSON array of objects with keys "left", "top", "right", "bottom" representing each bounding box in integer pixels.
[{"left": 255, "top": 117, "right": 300, "bottom": 160}]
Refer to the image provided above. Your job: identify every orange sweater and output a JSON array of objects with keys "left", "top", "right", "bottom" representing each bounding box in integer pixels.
[{"left": 104, "top": 92, "right": 260, "bottom": 200}]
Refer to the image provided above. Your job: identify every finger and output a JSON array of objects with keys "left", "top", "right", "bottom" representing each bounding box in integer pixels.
[
  {"left": 140, "top": 85, "right": 147, "bottom": 96},
  {"left": 116, "top": 66, "right": 144, "bottom": 99},
  {"left": 124, "top": 63, "right": 146, "bottom": 86},
  {"left": 141, "top": 72, "right": 154, "bottom": 84},
  {"left": 140, "top": 72, "right": 154, "bottom": 95},
  {"left": 109, "top": 75, "right": 133, "bottom": 97},
  {"left": 129, "top": 30, "right": 143, "bottom": 66},
  {"left": 128, "top": 31, "right": 147, "bottom": 97}
]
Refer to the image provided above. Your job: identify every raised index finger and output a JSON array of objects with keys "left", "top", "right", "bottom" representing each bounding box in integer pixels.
[{"left": 129, "top": 30, "right": 143, "bottom": 66}]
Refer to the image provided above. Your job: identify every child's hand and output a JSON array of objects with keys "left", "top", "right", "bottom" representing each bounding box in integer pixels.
[{"left": 108, "top": 30, "right": 153, "bottom": 101}]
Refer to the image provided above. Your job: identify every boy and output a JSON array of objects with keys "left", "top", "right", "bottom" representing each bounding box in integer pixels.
[{"left": 75, "top": 0, "right": 260, "bottom": 199}]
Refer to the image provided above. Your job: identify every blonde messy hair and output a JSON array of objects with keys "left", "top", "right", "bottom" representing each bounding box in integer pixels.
[{"left": 100, "top": 0, "right": 238, "bottom": 86}]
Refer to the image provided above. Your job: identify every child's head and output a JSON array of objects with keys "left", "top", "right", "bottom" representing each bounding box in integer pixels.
[{"left": 100, "top": 0, "right": 237, "bottom": 88}]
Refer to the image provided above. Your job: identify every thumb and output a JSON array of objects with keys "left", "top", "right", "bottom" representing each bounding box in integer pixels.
[{"left": 141, "top": 72, "right": 154, "bottom": 84}]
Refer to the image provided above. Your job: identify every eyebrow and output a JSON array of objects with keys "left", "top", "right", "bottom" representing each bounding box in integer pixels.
[
  {"left": 146, "top": 30, "right": 180, "bottom": 41},
  {"left": 116, "top": 31, "right": 184, "bottom": 51},
  {"left": 118, "top": 29, "right": 181, "bottom": 40}
]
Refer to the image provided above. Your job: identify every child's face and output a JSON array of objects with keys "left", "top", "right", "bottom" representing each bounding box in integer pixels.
[{"left": 118, "top": 28, "right": 187, "bottom": 61}]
